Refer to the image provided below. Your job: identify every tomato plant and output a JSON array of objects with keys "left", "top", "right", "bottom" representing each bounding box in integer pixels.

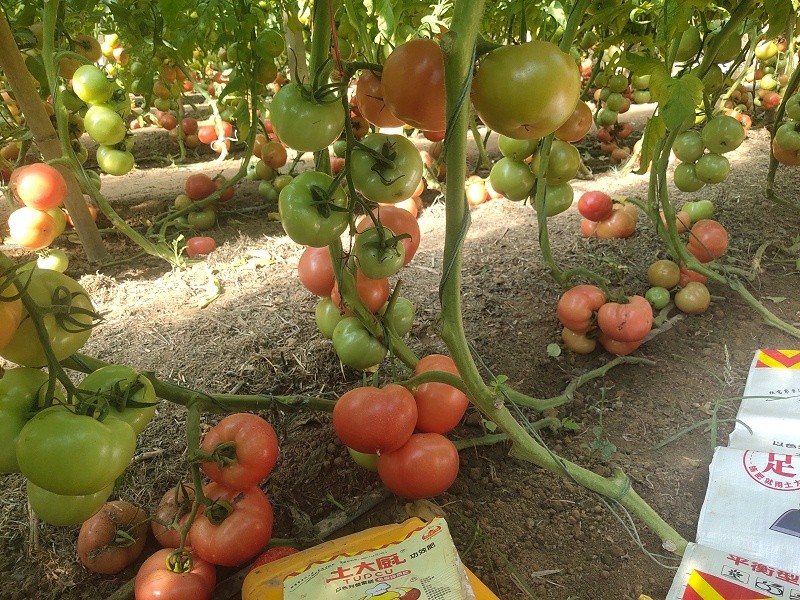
[
  {"left": 332, "top": 384, "right": 417, "bottom": 454},
  {"left": 189, "top": 483, "right": 273, "bottom": 567},
  {"left": 597, "top": 296, "right": 653, "bottom": 343},
  {"left": 556, "top": 285, "right": 606, "bottom": 334},
  {"left": 200, "top": 413, "right": 279, "bottom": 490},
  {"left": 412, "top": 354, "right": 469, "bottom": 434},
  {"left": 269, "top": 83, "right": 344, "bottom": 152},
  {"left": 77, "top": 500, "right": 149, "bottom": 575},
  {"left": 278, "top": 172, "right": 349, "bottom": 247},
  {"left": 377, "top": 433, "right": 459, "bottom": 499},
  {"left": 134, "top": 548, "right": 216, "bottom": 600},
  {"left": 351, "top": 133, "right": 423, "bottom": 204}
]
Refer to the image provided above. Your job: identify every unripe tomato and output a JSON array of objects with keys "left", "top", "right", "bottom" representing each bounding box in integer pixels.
[{"left": 674, "top": 281, "right": 711, "bottom": 314}]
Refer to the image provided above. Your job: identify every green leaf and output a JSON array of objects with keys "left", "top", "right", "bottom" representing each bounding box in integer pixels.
[
  {"left": 545, "top": 1, "right": 567, "bottom": 29},
  {"left": 374, "top": 0, "right": 396, "bottom": 40},
  {"left": 560, "top": 417, "right": 581, "bottom": 431},
  {"left": 621, "top": 52, "right": 663, "bottom": 76},
  {"left": 661, "top": 0, "right": 694, "bottom": 45},
  {"left": 764, "top": 0, "right": 792, "bottom": 38},
  {"left": 482, "top": 419, "right": 498, "bottom": 433},
  {"left": 546, "top": 343, "right": 562, "bottom": 358},
  {"left": 656, "top": 74, "right": 704, "bottom": 131},
  {"left": 218, "top": 76, "right": 246, "bottom": 102},
  {"left": 158, "top": 0, "right": 181, "bottom": 24},
  {"left": 636, "top": 115, "right": 667, "bottom": 175}
]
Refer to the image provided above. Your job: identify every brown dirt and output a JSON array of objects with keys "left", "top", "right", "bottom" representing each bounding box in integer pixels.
[{"left": 1, "top": 119, "right": 799, "bottom": 600}]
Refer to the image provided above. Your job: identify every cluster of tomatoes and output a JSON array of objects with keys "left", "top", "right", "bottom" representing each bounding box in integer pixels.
[
  {"left": 750, "top": 37, "right": 793, "bottom": 112},
  {"left": 772, "top": 93, "right": 800, "bottom": 166},
  {"left": 6, "top": 163, "right": 69, "bottom": 252},
  {"left": 173, "top": 172, "right": 235, "bottom": 235},
  {"left": 577, "top": 191, "right": 640, "bottom": 239},
  {"left": 590, "top": 71, "right": 639, "bottom": 163},
  {"left": 672, "top": 114, "right": 745, "bottom": 192},
  {"left": 333, "top": 354, "right": 468, "bottom": 499}
]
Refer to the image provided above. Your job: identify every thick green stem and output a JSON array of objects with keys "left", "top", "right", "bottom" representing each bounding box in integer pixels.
[{"left": 767, "top": 54, "right": 800, "bottom": 202}]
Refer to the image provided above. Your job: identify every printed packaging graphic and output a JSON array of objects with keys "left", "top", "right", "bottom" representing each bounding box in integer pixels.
[
  {"left": 666, "top": 543, "right": 800, "bottom": 600},
  {"left": 729, "top": 350, "right": 800, "bottom": 453}
]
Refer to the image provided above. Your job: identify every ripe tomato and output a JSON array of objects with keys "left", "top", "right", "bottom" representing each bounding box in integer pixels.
[
  {"left": 647, "top": 259, "right": 681, "bottom": 289},
  {"left": 298, "top": 246, "right": 336, "bottom": 296},
  {"left": 471, "top": 41, "right": 580, "bottom": 139},
  {"left": 675, "top": 281, "right": 711, "bottom": 314},
  {"left": 330, "top": 269, "right": 389, "bottom": 314},
  {"left": 412, "top": 354, "right": 469, "bottom": 434},
  {"left": 270, "top": 83, "right": 344, "bottom": 152},
  {"left": 561, "top": 328, "right": 596, "bottom": 354},
  {"left": 214, "top": 176, "right": 235, "bottom": 202},
  {"left": 8, "top": 207, "right": 57, "bottom": 250},
  {"left": 185, "top": 173, "right": 217, "bottom": 201},
  {"left": 186, "top": 236, "right": 217, "bottom": 257},
  {"left": 580, "top": 218, "right": 598, "bottom": 237},
  {"left": 249, "top": 546, "right": 300, "bottom": 572},
  {"left": 556, "top": 285, "right": 606, "bottom": 334},
  {"left": 135, "top": 548, "right": 216, "bottom": 600},
  {"left": 333, "top": 384, "right": 418, "bottom": 454},
  {"left": 356, "top": 205, "right": 421, "bottom": 266},
  {"left": 355, "top": 70, "right": 405, "bottom": 128},
  {"left": 686, "top": 219, "right": 728, "bottom": 263},
  {"left": 381, "top": 39, "right": 446, "bottom": 131},
  {"left": 182, "top": 117, "right": 199, "bottom": 136},
  {"left": 77, "top": 501, "right": 149, "bottom": 575},
  {"left": 189, "top": 483, "right": 274, "bottom": 567},
  {"left": 377, "top": 433, "right": 459, "bottom": 499},
  {"left": 197, "top": 125, "right": 218, "bottom": 145},
  {"left": 353, "top": 226, "right": 405, "bottom": 280},
  {"left": 597, "top": 295, "right": 652, "bottom": 343},
  {"left": 151, "top": 483, "right": 195, "bottom": 549},
  {"left": 554, "top": 100, "right": 593, "bottom": 142},
  {"left": 9, "top": 163, "right": 67, "bottom": 210},
  {"left": 261, "top": 141, "right": 288, "bottom": 169},
  {"left": 678, "top": 263, "right": 709, "bottom": 286},
  {"left": 1, "top": 267, "right": 96, "bottom": 367},
  {"left": 351, "top": 133, "right": 423, "bottom": 203},
  {"left": 577, "top": 191, "right": 613, "bottom": 221},
  {"left": 331, "top": 317, "right": 387, "bottom": 370},
  {"left": 597, "top": 332, "right": 642, "bottom": 356},
  {"left": 200, "top": 413, "right": 279, "bottom": 490},
  {"left": 772, "top": 137, "right": 800, "bottom": 166},
  {"left": 466, "top": 177, "right": 489, "bottom": 207},
  {"left": 594, "top": 205, "right": 637, "bottom": 239}
]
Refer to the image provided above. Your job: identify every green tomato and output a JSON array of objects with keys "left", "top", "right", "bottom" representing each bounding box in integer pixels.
[
  {"left": 332, "top": 317, "right": 387, "bottom": 371},
  {"left": 607, "top": 73, "right": 628, "bottom": 94},
  {"left": 489, "top": 158, "right": 534, "bottom": 201},
  {"left": 645, "top": 286, "right": 671, "bottom": 310},
  {"left": 347, "top": 447, "right": 378, "bottom": 472},
  {"left": 604, "top": 92, "right": 626, "bottom": 112},
  {"left": 633, "top": 90, "right": 651, "bottom": 104},
  {"left": 187, "top": 207, "right": 217, "bottom": 231},
  {"left": 594, "top": 108, "right": 618, "bottom": 127},
  {"left": 381, "top": 297, "right": 415, "bottom": 337},
  {"left": 257, "top": 180, "right": 279, "bottom": 203},
  {"left": 701, "top": 115, "right": 745, "bottom": 154},
  {"left": 631, "top": 73, "right": 650, "bottom": 90},
  {"left": 84, "top": 104, "right": 126, "bottom": 146},
  {"left": 681, "top": 199, "right": 714, "bottom": 222},
  {"left": 531, "top": 140, "right": 580, "bottom": 185},
  {"left": 497, "top": 135, "right": 538, "bottom": 160},
  {"left": 535, "top": 182, "right": 574, "bottom": 217},
  {"left": 673, "top": 162, "right": 706, "bottom": 193},
  {"left": 775, "top": 122, "right": 800, "bottom": 152},
  {"left": 278, "top": 171, "right": 349, "bottom": 247},
  {"left": 694, "top": 153, "right": 730, "bottom": 184},
  {"left": 0, "top": 368, "right": 64, "bottom": 473},
  {"left": 269, "top": 83, "right": 344, "bottom": 152},
  {"left": 77, "top": 365, "right": 157, "bottom": 435},
  {"left": 27, "top": 479, "right": 113, "bottom": 526},
  {"left": 96, "top": 145, "right": 134, "bottom": 176},
  {"left": 16, "top": 405, "right": 136, "bottom": 495},
  {"left": 785, "top": 94, "right": 800, "bottom": 121},
  {"left": 37, "top": 248, "right": 69, "bottom": 272},
  {"left": 315, "top": 298, "right": 344, "bottom": 339},
  {"left": 351, "top": 133, "right": 423, "bottom": 203},
  {"left": 0, "top": 267, "right": 96, "bottom": 368},
  {"left": 675, "top": 26, "right": 702, "bottom": 62},
  {"left": 353, "top": 226, "right": 405, "bottom": 280},
  {"left": 255, "top": 29, "right": 285, "bottom": 57},
  {"left": 673, "top": 131, "right": 705, "bottom": 163},
  {"left": 72, "top": 65, "right": 114, "bottom": 105}
]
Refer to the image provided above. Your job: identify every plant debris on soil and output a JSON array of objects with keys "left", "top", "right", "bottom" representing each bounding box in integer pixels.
[{"left": 1, "top": 116, "right": 799, "bottom": 600}]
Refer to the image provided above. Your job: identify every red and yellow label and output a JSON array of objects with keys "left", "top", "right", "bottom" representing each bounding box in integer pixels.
[
  {"left": 681, "top": 571, "right": 774, "bottom": 600},
  {"left": 755, "top": 350, "right": 800, "bottom": 369}
]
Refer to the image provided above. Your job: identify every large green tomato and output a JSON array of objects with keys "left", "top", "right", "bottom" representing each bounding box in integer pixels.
[
  {"left": 694, "top": 153, "right": 730, "bottom": 184},
  {"left": 351, "top": 133, "right": 422, "bottom": 203},
  {"left": 673, "top": 162, "right": 706, "bottom": 192},
  {"left": 489, "top": 158, "right": 535, "bottom": 201},
  {"left": 77, "top": 365, "right": 157, "bottom": 435},
  {"left": 269, "top": 83, "right": 344, "bottom": 152},
  {"left": 535, "top": 182, "right": 574, "bottom": 217},
  {"left": 681, "top": 199, "right": 714, "bottom": 222},
  {"left": 785, "top": 94, "right": 800, "bottom": 121},
  {"left": 381, "top": 297, "right": 415, "bottom": 337},
  {"left": 0, "top": 368, "right": 64, "bottom": 473},
  {"left": 16, "top": 405, "right": 136, "bottom": 495},
  {"left": 96, "top": 145, "right": 134, "bottom": 176},
  {"left": 27, "top": 480, "right": 113, "bottom": 526},
  {"left": 774, "top": 122, "right": 800, "bottom": 152},
  {"left": 72, "top": 65, "right": 114, "bottom": 105},
  {"left": 315, "top": 298, "right": 344, "bottom": 339},
  {"left": 1, "top": 267, "right": 96, "bottom": 368},
  {"left": 471, "top": 41, "right": 581, "bottom": 139},
  {"left": 332, "top": 317, "right": 387, "bottom": 370},
  {"left": 353, "top": 226, "right": 405, "bottom": 280},
  {"left": 278, "top": 171, "right": 349, "bottom": 247},
  {"left": 531, "top": 140, "right": 580, "bottom": 185},
  {"left": 84, "top": 104, "right": 126, "bottom": 146},
  {"left": 673, "top": 131, "right": 704, "bottom": 163},
  {"left": 701, "top": 115, "right": 745, "bottom": 154}
]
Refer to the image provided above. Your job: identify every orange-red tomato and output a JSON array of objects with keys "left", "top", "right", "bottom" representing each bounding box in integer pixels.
[
  {"left": 686, "top": 219, "right": 728, "bottom": 263},
  {"left": 597, "top": 295, "right": 653, "bottom": 343},
  {"left": 186, "top": 236, "right": 217, "bottom": 257},
  {"left": 412, "top": 354, "right": 469, "bottom": 434},
  {"left": 598, "top": 332, "right": 643, "bottom": 356},
  {"left": 298, "top": 246, "right": 336, "bottom": 297},
  {"left": 9, "top": 163, "right": 67, "bottom": 210},
  {"left": 678, "top": 263, "right": 709, "bottom": 286},
  {"left": 151, "top": 483, "right": 195, "bottom": 549},
  {"left": 381, "top": 39, "right": 445, "bottom": 131},
  {"left": 134, "top": 548, "right": 216, "bottom": 600},
  {"left": 77, "top": 501, "right": 149, "bottom": 575},
  {"left": 330, "top": 270, "right": 390, "bottom": 314},
  {"left": 556, "top": 285, "right": 606, "bottom": 334},
  {"left": 554, "top": 100, "right": 593, "bottom": 142},
  {"left": 355, "top": 70, "right": 406, "bottom": 128},
  {"left": 8, "top": 207, "right": 58, "bottom": 250},
  {"left": 377, "top": 433, "right": 459, "bottom": 499},
  {"left": 185, "top": 173, "right": 217, "bottom": 200},
  {"left": 594, "top": 205, "right": 636, "bottom": 239}
]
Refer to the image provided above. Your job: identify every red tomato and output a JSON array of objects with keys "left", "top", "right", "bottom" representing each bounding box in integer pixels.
[
  {"left": 134, "top": 548, "right": 216, "bottom": 600},
  {"left": 189, "top": 483, "right": 273, "bottom": 567},
  {"left": 381, "top": 196, "right": 420, "bottom": 218},
  {"left": 249, "top": 546, "right": 300, "bottom": 572},
  {"left": 214, "top": 176, "right": 235, "bottom": 202},
  {"left": 186, "top": 236, "right": 216, "bottom": 257},
  {"left": 298, "top": 246, "right": 335, "bottom": 297},
  {"left": 159, "top": 112, "right": 178, "bottom": 131},
  {"left": 77, "top": 501, "right": 149, "bottom": 575},
  {"left": 8, "top": 207, "right": 58, "bottom": 250},
  {"left": 182, "top": 117, "right": 199, "bottom": 136},
  {"left": 597, "top": 295, "right": 653, "bottom": 343},
  {"left": 678, "top": 263, "right": 709, "bottom": 286},
  {"left": 381, "top": 39, "right": 445, "bottom": 131},
  {"left": 355, "top": 70, "right": 406, "bottom": 128},
  {"left": 412, "top": 354, "right": 469, "bottom": 434},
  {"left": 686, "top": 219, "right": 728, "bottom": 263},
  {"left": 554, "top": 100, "right": 593, "bottom": 142},
  {"left": 332, "top": 384, "right": 418, "bottom": 454},
  {"left": 330, "top": 270, "right": 390, "bottom": 314},
  {"left": 200, "top": 413, "right": 279, "bottom": 490},
  {"left": 594, "top": 205, "right": 637, "bottom": 239},
  {"left": 580, "top": 218, "right": 599, "bottom": 237},
  {"left": 355, "top": 205, "right": 421, "bottom": 266},
  {"left": 261, "top": 142, "right": 288, "bottom": 169},
  {"left": 197, "top": 125, "right": 218, "bottom": 145},
  {"left": 377, "top": 433, "right": 459, "bottom": 499},
  {"left": 597, "top": 332, "right": 642, "bottom": 356},
  {"left": 577, "top": 191, "right": 613, "bottom": 221},
  {"left": 556, "top": 285, "right": 606, "bottom": 334},
  {"left": 151, "top": 483, "right": 194, "bottom": 549},
  {"left": 9, "top": 163, "right": 67, "bottom": 210},
  {"left": 185, "top": 174, "right": 217, "bottom": 200}
]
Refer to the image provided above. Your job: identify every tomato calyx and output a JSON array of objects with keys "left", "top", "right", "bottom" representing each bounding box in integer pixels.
[
  {"left": 48, "top": 283, "right": 102, "bottom": 333},
  {"left": 204, "top": 440, "right": 238, "bottom": 469},
  {"left": 308, "top": 184, "right": 348, "bottom": 219},
  {"left": 203, "top": 496, "right": 236, "bottom": 526},
  {"left": 166, "top": 548, "right": 195, "bottom": 574}
]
